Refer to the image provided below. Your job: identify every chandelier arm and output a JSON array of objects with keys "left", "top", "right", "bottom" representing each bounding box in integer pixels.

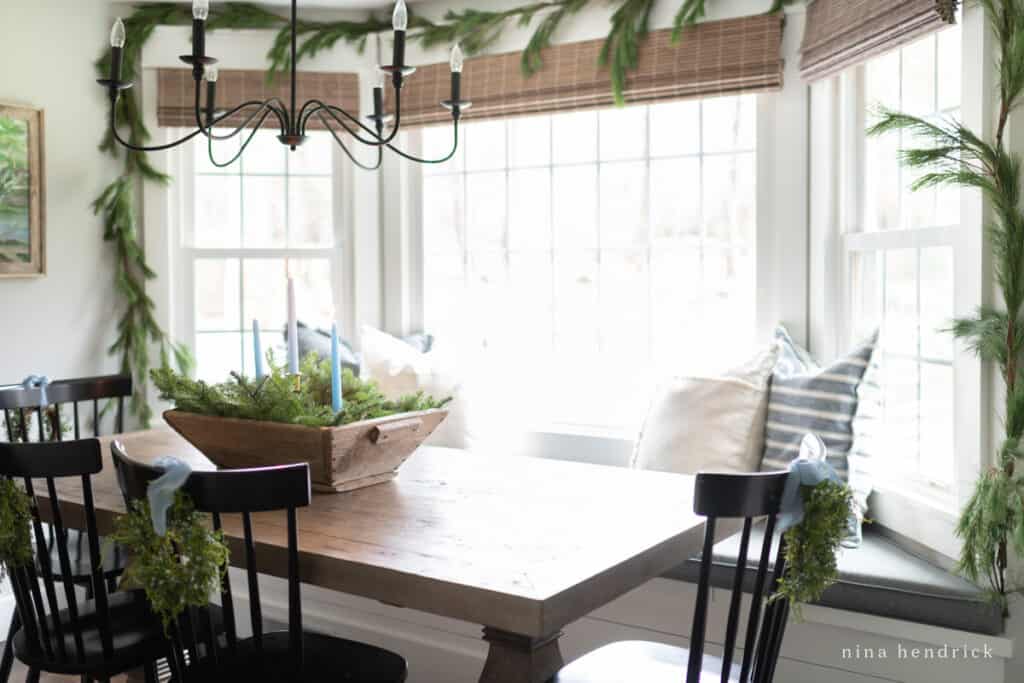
[
  {"left": 206, "top": 109, "right": 276, "bottom": 168},
  {"left": 109, "top": 102, "right": 209, "bottom": 152},
  {"left": 300, "top": 102, "right": 383, "bottom": 145},
  {"left": 316, "top": 113, "right": 383, "bottom": 171},
  {"left": 300, "top": 98, "right": 401, "bottom": 146},
  {"left": 386, "top": 121, "right": 460, "bottom": 164},
  {"left": 196, "top": 96, "right": 290, "bottom": 141}
]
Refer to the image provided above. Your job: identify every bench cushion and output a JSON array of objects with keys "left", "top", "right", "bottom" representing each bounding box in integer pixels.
[{"left": 667, "top": 525, "right": 1003, "bottom": 635}]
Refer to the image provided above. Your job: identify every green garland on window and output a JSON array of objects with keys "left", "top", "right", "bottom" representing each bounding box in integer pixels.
[
  {"left": 93, "top": 0, "right": 795, "bottom": 426},
  {"left": 867, "top": 0, "right": 1023, "bottom": 614}
]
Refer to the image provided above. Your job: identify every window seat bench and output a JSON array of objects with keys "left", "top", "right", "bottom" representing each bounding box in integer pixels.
[{"left": 666, "top": 525, "right": 1004, "bottom": 636}]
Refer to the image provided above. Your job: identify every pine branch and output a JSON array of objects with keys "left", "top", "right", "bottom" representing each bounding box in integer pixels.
[
  {"left": 520, "top": 0, "right": 590, "bottom": 75},
  {"left": 601, "top": 0, "right": 657, "bottom": 105}
]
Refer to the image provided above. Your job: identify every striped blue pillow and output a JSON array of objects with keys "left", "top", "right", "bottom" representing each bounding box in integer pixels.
[{"left": 761, "top": 326, "right": 880, "bottom": 515}]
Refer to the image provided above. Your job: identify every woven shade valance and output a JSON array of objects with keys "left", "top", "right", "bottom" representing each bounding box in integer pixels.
[
  {"left": 156, "top": 68, "right": 359, "bottom": 130},
  {"left": 392, "top": 13, "right": 784, "bottom": 127},
  {"left": 800, "top": 0, "right": 950, "bottom": 81}
]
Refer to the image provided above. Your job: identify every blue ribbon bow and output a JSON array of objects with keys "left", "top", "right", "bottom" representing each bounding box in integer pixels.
[
  {"left": 147, "top": 456, "right": 193, "bottom": 536},
  {"left": 777, "top": 434, "right": 844, "bottom": 533},
  {"left": 21, "top": 375, "right": 50, "bottom": 408}
]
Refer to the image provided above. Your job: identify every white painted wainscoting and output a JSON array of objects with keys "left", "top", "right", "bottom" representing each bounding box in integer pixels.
[{"left": 236, "top": 570, "right": 1013, "bottom": 683}]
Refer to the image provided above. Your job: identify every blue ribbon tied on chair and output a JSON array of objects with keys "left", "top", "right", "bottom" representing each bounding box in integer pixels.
[
  {"left": 777, "top": 434, "right": 843, "bottom": 533},
  {"left": 147, "top": 456, "right": 193, "bottom": 536},
  {"left": 21, "top": 375, "right": 50, "bottom": 408}
]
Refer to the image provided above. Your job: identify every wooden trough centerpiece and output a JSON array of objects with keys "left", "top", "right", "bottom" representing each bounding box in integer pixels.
[{"left": 163, "top": 408, "right": 448, "bottom": 493}]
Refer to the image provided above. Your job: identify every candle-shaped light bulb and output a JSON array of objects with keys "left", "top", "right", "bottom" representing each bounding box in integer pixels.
[
  {"left": 193, "top": 0, "right": 210, "bottom": 21},
  {"left": 392, "top": 0, "right": 408, "bottom": 31},
  {"left": 204, "top": 66, "right": 218, "bottom": 126},
  {"left": 110, "top": 18, "right": 126, "bottom": 48},
  {"left": 450, "top": 43, "right": 464, "bottom": 73}
]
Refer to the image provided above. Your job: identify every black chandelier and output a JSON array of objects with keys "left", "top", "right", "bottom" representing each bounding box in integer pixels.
[{"left": 98, "top": 0, "right": 470, "bottom": 170}]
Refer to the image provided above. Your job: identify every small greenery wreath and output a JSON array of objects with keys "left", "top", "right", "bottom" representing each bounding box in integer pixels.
[
  {"left": 0, "top": 478, "right": 33, "bottom": 579},
  {"left": 772, "top": 480, "right": 853, "bottom": 619},
  {"left": 112, "top": 491, "right": 230, "bottom": 634}
]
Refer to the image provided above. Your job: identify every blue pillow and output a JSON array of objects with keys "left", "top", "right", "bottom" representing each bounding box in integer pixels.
[{"left": 762, "top": 326, "right": 881, "bottom": 547}]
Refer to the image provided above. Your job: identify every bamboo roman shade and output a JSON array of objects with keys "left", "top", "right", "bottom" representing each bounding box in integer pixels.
[
  {"left": 800, "top": 0, "right": 950, "bottom": 81},
  {"left": 156, "top": 68, "right": 359, "bottom": 130},
  {"left": 393, "top": 13, "right": 784, "bottom": 127}
]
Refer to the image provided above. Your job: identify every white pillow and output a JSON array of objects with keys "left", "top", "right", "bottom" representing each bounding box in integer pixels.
[
  {"left": 631, "top": 345, "right": 780, "bottom": 475},
  {"left": 360, "top": 326, "right": 468, "bottom": 449}
]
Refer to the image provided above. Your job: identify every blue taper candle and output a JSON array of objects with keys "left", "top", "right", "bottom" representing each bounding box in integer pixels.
[
  {"left": 331, "top": 323, "right": 343, "bottom": 413},
  {"left": 252, "top": 319, "right": 264, "bottom": 379}
]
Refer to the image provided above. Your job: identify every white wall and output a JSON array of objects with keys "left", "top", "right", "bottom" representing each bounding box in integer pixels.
[{"left": 0, "top": 0, "right": 124, "bottom": 385}]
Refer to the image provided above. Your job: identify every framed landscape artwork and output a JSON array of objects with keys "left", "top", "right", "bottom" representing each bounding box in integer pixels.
[{"left": 0, "top": 104, "right": 44, "bottom": 277}]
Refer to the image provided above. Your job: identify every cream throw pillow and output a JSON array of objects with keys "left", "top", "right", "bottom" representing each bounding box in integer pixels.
[
  {"left": 360, "top": 325, "right": 468, "bottom": 449},
  {"left": 631, "top": 345, "right": 780, "bottom": 474}
]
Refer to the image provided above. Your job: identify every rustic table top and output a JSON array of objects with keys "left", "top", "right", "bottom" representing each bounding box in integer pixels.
[{"left": 40, "top": 427, "right": 705, "bottom": 638}]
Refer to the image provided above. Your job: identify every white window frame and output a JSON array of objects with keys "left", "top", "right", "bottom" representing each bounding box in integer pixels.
[{"left": 812, "top": 5, "right": 991, "bottom": 559}]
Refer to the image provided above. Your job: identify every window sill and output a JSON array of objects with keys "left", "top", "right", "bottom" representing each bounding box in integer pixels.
[{"left": 869, "top": 482, "right": 960, "bottom": 562}]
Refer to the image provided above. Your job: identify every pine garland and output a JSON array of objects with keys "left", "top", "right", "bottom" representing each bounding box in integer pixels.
[
  {"left": 112, "top": 491, "right": 230, "bottom": 634},
  {"left": 868, "top": 0, "right": 1024, "bottom": 613},
  {"left": 772, "top": 480, "right": 852, "bottom": 619},
  {"left": 0, "top": 478, "right": 33, "bottom": 580}
]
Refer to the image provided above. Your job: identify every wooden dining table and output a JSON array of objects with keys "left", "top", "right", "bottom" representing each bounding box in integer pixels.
[{"left": 38, "top": 427, "right": 708, "bottom": 683}]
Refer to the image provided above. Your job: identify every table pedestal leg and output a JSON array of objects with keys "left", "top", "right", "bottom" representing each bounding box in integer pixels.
[{"left": 479, "top": 627, "right": 564, "bottom": 683}]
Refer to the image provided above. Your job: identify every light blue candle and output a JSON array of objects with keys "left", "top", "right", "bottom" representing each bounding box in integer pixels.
[
  {"left": 252, "top": 319, "right": 264, "bottom": 379},
  {"left": 331, "top": 322, "right": 343, "bottom": 413},
  {"left": 287, "top": 274, "right": 300, "bottom": 375}
]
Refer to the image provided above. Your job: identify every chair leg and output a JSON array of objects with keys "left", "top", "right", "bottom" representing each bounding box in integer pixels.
[
  {"left": 23, "top": 668, "right": 38, "bottom": 683},
  {"left": 1, "top": 609, "right": 20, "bottom": 683}
]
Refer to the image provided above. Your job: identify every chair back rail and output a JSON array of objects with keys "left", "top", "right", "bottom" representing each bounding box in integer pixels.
[
  {"left": 0, "top": 439, "right": 115, "bottom": 668},
  {"left": 0, "top": 374, "right": 132, "bottom": 442},
  {"left": 111, "top": 441, "right": 312, "bottom": 682},
  {"left": 687, "top": 470, "right": 791, "bottom": 683}
]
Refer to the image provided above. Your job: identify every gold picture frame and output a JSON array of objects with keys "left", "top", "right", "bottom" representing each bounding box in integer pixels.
[{"left": 0, "top": 104, "right": 45, "bottom": 278}]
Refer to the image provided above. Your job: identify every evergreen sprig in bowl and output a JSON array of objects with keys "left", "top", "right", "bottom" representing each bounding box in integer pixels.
[{"left": 152, "top": 355, "right": 450, "bottom": 493}]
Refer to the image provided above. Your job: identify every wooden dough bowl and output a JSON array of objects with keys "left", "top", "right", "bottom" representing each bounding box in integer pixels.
[{"left": 163, "top": 409, "right": 448, "bottom": 493}]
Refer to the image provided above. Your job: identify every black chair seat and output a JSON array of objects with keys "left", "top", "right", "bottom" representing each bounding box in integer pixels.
[
  {"left": 554, "top": 641, "right": 736, "bottom": 683},
  {"left": 174, "top": 631, "right": 407, "bottom": 683},
  {"left": 12, "top": 590, "right": 164, "bottom": 677},
  {"left": 40, "top": 527, "right": 128, "bottom": 582}
]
